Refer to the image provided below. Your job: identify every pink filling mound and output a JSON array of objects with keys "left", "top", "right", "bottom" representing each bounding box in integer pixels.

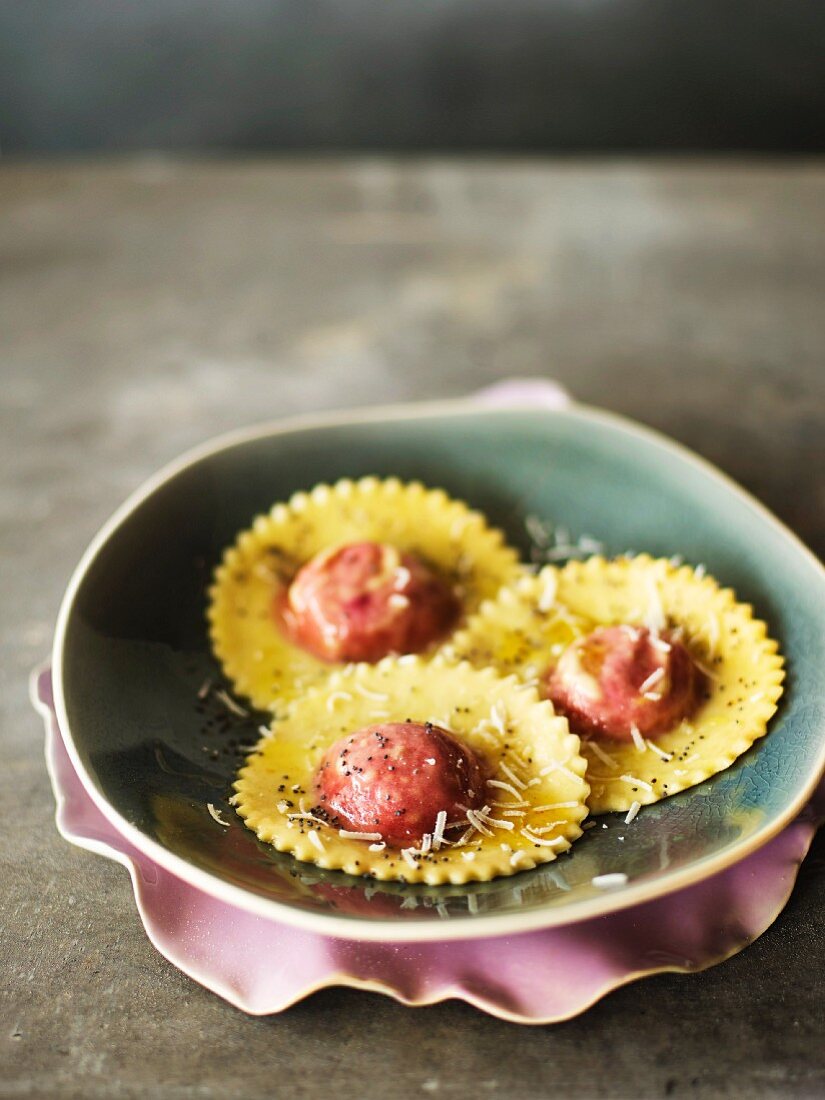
[
  {"left": 278, "top": 541, "right": 459, "bottom": 663},
  {"left": 313, "top": 722, "right": 487, "bottom": 848},
  {"left": 546, "top": 625, "right": 702, "bottom": 742}
]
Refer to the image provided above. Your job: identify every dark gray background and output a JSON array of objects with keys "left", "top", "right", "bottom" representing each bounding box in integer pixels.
[{"left": 2, "top": 0, "right": 824, "bottom": 154}]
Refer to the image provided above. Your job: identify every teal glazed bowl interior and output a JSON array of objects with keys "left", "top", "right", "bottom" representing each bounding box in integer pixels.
[{"left": 54, "top": 401, "right": 825, "bottom": 941}]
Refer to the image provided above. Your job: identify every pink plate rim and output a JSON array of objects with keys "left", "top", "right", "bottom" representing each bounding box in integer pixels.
[{"left": 33, "top": 663, "right": 825, "bottom": 1022}]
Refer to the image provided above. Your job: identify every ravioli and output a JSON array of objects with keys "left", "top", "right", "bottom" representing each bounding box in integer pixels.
[
  {"left": 208, "top": 477, "right": 520, "bottom": 712},
  {"left": 232, "top": 656, "right": 590, "bottom": 884},
  {"left": 447, "top": 556, "right": 785, "bottom": 813}
]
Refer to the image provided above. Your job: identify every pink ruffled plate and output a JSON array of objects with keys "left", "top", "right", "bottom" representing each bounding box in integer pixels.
[{"left": 33, "top": 665, "right": 824, "bottom": 1022}]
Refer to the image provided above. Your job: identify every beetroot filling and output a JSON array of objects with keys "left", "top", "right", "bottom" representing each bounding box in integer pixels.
[
  {"left": 546, "top": 625, "right": 701, "bottom": 742},
  {"left": 279, "top": 541, "right": 459, "bottom": 663},
  {"left": 314, "top": 722, "right": 487, "bottom": 848}
]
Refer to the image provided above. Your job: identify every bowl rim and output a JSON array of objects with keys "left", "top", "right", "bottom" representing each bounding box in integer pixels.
[{"left": 51, "top": 394, "right": 825, "bottom": 943}]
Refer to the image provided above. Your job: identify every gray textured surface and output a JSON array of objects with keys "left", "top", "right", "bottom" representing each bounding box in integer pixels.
[{"left": 1, "top": 159, "right": 824, "bottom": 1098}]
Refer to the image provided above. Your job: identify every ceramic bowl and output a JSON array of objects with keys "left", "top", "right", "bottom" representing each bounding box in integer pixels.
[
  {"left": 34, "top": 665, "right": 825, "bottom": 1020},
  {"left": 52, "top": 395, "right": 825, "bottom": 942}
]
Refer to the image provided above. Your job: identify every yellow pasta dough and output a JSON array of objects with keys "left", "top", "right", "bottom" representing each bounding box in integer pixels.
[
  {"left": 208, "top": 477, "right": 520, "bottom": 712},
  {"left": 447, "top": 556, "right": 785, "bottom": 813},
  {"left": 232, "top": 656, "right": 590, "bottom": 884}
]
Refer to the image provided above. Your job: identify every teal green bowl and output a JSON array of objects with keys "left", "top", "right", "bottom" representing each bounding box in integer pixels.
[{"left": 52, "top": 398, "right": 825, "bottom": 942}]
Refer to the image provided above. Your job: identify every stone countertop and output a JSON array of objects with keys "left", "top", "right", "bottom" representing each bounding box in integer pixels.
[{"left": 1, "top": 159, "right": 823, "bottom": 1098}]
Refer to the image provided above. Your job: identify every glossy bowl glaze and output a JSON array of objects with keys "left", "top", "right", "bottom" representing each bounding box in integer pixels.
[
  {"left": 53, "top": 396, "right": 825, "bottom": 942},
  {"left": 35, "top": 665, "right": 825, "bottom": 1020}
]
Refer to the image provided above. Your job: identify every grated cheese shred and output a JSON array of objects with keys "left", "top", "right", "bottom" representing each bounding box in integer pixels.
[
  {"left": 624, "top": 801, "right": 641, "bottom": 825},
  {"left": 519, "top": 827, "right": 566, "bottom": 848},
  {"left": 353, "top": 683, "right": 390, "bottom": 702},
  {"left": 589, "top": 742, "right": 618, "bottom": 769},
  {"left": 620, "top": 773, "right": 653, "bottom": 792},
  {"left": 638, "top": 667, "right": 665, "bottom": 695},
  {"left": 432, "top": 809, "right": 448, "bottom": 850},
  {"left": 307, "top": 829, "right": 325, "bottom": 853},
  {"left": 630, "top": 724, "right": 647, "bottom": 752},
  {"left": 465, "top": 808, "right": 495, "bottom": 837},
  {"left": 215, "top": 688, "right": 249, "bottom": 717},
  {"left": 325, "top": 691, "right": 353, "bottom": 712},
  {"left": 498, "top": 762, "right": 527, "bottom": 790},
  {"left": 592, "top": 873, "right": 628, "bottom": 889},
  {"left": 338, "top": 829, "right": 383, "bottom": 842},
  {"left": 207, "top": 803, "right": 230, "bottom": 827}
]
